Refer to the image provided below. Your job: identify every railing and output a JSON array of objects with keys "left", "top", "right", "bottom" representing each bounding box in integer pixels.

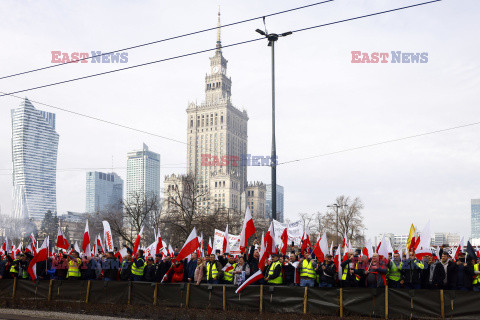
[{"left": 1, "top": 279, "right": 479, "bottom": 319}]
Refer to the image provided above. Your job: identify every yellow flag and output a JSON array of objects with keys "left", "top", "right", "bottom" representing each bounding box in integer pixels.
[{"left": 406, "top": 224, "right": 415, "bottom": 253}]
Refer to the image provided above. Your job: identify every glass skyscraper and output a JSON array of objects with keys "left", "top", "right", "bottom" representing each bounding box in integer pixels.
[
  {"left": 86, "top": 171, "right": 123, "bottom": 213},
  {"left": 11, "top": 98, "right": 59, "bottom": 220},
  {"left": 126, "top": 144, "right": 160, "bottom": 202},
  {"left": 266, "top": 184, "right": 284, "bottom": 222},
  {"left": 471, "top": 199, "right": 480, "bottom": 239}
]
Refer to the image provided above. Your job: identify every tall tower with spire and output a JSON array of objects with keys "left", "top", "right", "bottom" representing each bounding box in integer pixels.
[{"left": 185, "top": 8, "right": 248, "bottom": 213}]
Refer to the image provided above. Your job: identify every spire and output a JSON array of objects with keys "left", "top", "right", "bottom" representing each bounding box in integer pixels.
[{"left": 216, "top": 6, "right": 221, "bottom": 53}]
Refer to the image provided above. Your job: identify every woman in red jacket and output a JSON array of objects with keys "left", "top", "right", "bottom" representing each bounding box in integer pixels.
[{"left": 167, "top": 259, "right": 185, "bottom": 283}]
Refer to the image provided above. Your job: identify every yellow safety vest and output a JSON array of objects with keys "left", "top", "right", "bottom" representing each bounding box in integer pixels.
[
  {"left": 223, "top": 263, "right": 237, "bottom": 282},
  {"left": 9, "top": 259, "right": 19, "bottom": 274},
  {"left": 388, "top": 261, "right": 403, "bottom": 281},
  {"left": 300, "top": 259, "right": 316, "bottom": 279},
  {"left": 67, "top": 258, "right": 81, "bottom": 278},
  {"left": 206, "top": 261, "right": 218, "bottom": 280},
  {"left": 131, "top": 258, "right": 146, "bottom": 276},
  {"left": 268, "top": 261, "right": 283, "bottom": 284},
  {"left": 341, "top": 264, "right": 349, "bottom": 281},
  {"left": 473, "top": 264, "right": 480, "bottom": 285}
]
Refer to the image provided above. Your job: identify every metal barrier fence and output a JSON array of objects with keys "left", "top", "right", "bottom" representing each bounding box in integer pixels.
[{"left": 0, "top": 278, "right": 479, "bottom": 319}]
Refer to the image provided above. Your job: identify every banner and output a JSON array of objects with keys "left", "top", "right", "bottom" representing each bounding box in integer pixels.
[
  {"left": 102, "top": 220, "right": 114, "bottom": 252},
  {"left": 273, "top": 219, "right": 303, "bottom": 246},
  {"left": 213, "top": 229, "right": 241, "bottom": 255}
]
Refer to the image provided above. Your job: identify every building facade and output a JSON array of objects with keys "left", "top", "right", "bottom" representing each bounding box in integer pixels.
[
  {"left": 266, "top": 184, "right": 284, "bottom": 222},
  {"left": 185, "top": 10, "right": 248, "bottom": 212},
  {"left": 471, "top": 199, "right": 480, "bottom": 239},
  {"left": 126, "top": 144, "right": 160, "bottom": 202},
  {"left": 86, "top": 171, "right": 123, "bottom": 213},
  {"left": 245, "top": 182, "right": 266, "bottom": 220},
  {"left": 11, "top": 98, "right": 59, "bottom": 220}
]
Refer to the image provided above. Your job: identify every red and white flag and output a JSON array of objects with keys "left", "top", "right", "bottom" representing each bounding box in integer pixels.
[
  {"left": 377, "top": 235, "right": 389, "bottom": 260},
  {"left": 334, "top": 245, "right": 342, "bottom": 279},
  {"left": 96, "top": 235, "right": 105, "bottom": 255},
  {"left": 74, "top": 241, "right": 81, "bottom": 254},
  {"left": 222, "top": 262, "right": 234, "bottom": 273},
  {"left": 56, "top": 227, "right": 69, "bottom": 250},
  {"left": 177, "top": 228, "right": 200, "bottom": 261},
  {"left": 300, "top": 228, "right": 311, "bottom": 255},
  {"left": 102, "top": 220, "right": 114, "bottom": 252},
  {"left": 313, "top": 232, "right": 329, "bottom": 263},
  {"left": 280, "top": 228, "right": 288, "bottom": 256},
  {"left": 207, "top": 237, "right": 213, "bottom": 256},
  {"left": 454, "top": 236, "right": 464, "bottom": 260},
  {"left": 27, "top": 238, "right": 49, "bottom": 282},
  {"left": 362, "top": 239, "right": 373, "bottom": 259},
  {"left": 258, "top": 232, "right": 269, "bottom": 271},
  {"left": 82, "top": 220, "right": 91, "bottom": 253},
  {"left": 132, "top": 226, "right": 144, "bottom": 256},
  {"left": 265, "top": 222, "right": 276, "bottom": 255},
  {"left": 235, "top": 269, "right": 264, "bottom": 294},
  {"left": 155, "top": 229, "right": 163, "bottom": 254},
  {"left": 239, "top": 207, "right": 256, "bottom": 252},
  {"left": 223, "top": 225, "right": 230, "bottom": 254},
  {"left": 168, "top": 244, "right": 174, "bottom": 257},
  {"left": 30, "top": 233, "right": 37, "bottom": 254},
  {"left": 2, "top": 237, "right": 9, "bottom": 253}
]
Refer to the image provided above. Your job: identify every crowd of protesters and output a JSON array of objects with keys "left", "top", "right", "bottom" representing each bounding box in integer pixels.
[{"left": 1, "top": 241, "right": 479, "bottom": 292}]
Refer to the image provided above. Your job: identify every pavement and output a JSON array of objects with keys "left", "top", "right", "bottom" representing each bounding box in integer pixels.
[{"left": 0, "top": 309, "right": 142, "bottom": 320}]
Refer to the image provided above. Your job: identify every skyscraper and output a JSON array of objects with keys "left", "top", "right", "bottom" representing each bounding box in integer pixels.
[
  {"left": 86, "top": 171, "right": 123, "bottom": 213},
  {"left": 266, "top": 184, "right": 284, "bottom": 222},
  {"left": 471, "top": 199, "right": 480, "bottom": 239},
  {"left": 126, "top": 144, "right": 160, "bottom": 202},
  {"left": 186, "top": 9, "right": 248, "bottom": 211},
  {"left": 11, "top": 98, "right": 59, "bottom": 220}
]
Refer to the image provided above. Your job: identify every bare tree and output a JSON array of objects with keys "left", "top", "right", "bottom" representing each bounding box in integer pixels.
[{"left": 322, "top": 195, "right": 366, "bottom": 246}]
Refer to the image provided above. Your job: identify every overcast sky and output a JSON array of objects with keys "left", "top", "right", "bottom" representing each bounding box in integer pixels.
[{"left": 0, "top": 0, "right": 479, "bottom": 240}]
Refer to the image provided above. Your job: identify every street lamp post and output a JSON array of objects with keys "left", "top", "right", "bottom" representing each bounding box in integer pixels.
[{"left": 256, "top": 28, "right": 292, "bottom": 221}]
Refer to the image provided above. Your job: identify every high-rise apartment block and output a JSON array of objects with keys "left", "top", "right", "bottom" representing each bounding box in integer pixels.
[{"left": 126, "top": 144, "right": 160, "bottom": 202}]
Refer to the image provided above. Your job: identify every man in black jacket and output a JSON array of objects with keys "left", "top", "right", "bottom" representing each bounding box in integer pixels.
[
  {"left": 431, "top": 252, "right": 456, "bottom": 289},
  {"left": 451, "top": 254, "right": 474, "bottom": 291},
  {"left": 283, "top": 253, "right": 297, "bottom": 286},
  {"left": 103, "top": 252, "right": 118, "bottom": 281},
  {"left": 143, "top": 257, "right": 156, "bottom": 282},
  {"left": 317, "top": 254, "right": 337, "bottom": 287},
  {"left": 155, "top": 254, "right": 171, "bottom": 282}
]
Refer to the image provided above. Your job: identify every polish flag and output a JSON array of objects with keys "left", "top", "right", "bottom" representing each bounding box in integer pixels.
[
  {"left": 415, "top": 246, "right": 433, "bottom": 260},
  {"left": 300, "top": 228, "right": 311, "bottom": 255},
  {"left": 313, "top": 232, "right": 329, "bottom": 263},
  {"left": 74, "top": 241, "right": 81, "bottom": 254},
  {"left": 132, "top": 226, "right": 144, "bottom": 256},
  {"left": 334, "top": 245, "right": 342, "bottom": 279},
  {"left": 155, "top": 229, "right": 163, "bottom": 254},
  {"left": 177, "top": 228, "right": 200, "bottom": 262},
  {"left": 223, "top": 225, "right": 230, "bottom": 254},
  {"left": 265, "top": 222, "right": 276, "bottom": 255},
  {"left": 168, "top": 244, "right": 174, "bottom": 257},
  {"left": 454, "top": 236, "right": 464, "bottom": 260},
  {"left": 30, "top": 234, "right": 37, "bottom": 255},
  {"left": 235, "top": 269, "right": 264, "bottom": 294},
  {"left": 342, "top": 236, "right": 350, "bottom": 262},
  {"left": 362, "top": 239, "right": 373, "bottom": 259},
  {"left": 239, "top": 207, "right": 256, "bottom": 252},
  {"left": 56, "top": 227, "right": 69, "bottom": 250},
  {"left": 258, "top": 232, "right": 269, "bottom": 271},
  {"left": 96, "top": 235, "right": 105, "bottom": 255},
  {"left": 377, "top": 235, "right": 389, "bottom": 260},
  {"left": 27, "top": 238, "right": 49, "bottom": 282},
  {"left": 280, "top": 228, "right": 288, "bottom": 256},
  {"left": 207, "top": 237, "right": 213, "bottom": 255},
  {"left": 2, "top": 237, "right": 8, "bottom": 253},
  {"left": 222, "top": 262, "right": 234, "bottom": 273},
  {"left": 82, "top": 220, "right": 91, "bottom": 253}
]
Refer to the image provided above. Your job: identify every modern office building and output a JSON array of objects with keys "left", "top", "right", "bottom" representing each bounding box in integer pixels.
[
  {"left": 184, "top": 9, "right": 248, "bottom": 212},
  {"left": 471, "top": 199, "right": 480, "bottom": 239},
  {"left": 85, "top": 171, "right": 123, "bottom": 213},
  {"left": 11, "top": 98, "right": 59, "bottom": 220},
  {"left": 126, "top": 144, "right": 160, "bottom": 202},
  {"left": 266, "top": 184, "right": 284, "bottom": 222}
]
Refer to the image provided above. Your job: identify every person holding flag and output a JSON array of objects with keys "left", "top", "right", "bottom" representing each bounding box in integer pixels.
[
  {"left": 131, "top": 249, "right": 146, "bottom": 281},
  {"left": 67, "top": 251, "right": 82, "bottom": 280},
  {"left": 340, "top": 251, "right": 357, "bottom": 287},
  {"left": 316, "top": 254, "right": 336, "bottom": 288},
  {"left": 222, "top": 255, "right": 237, "bottom": 284},
  {"left": 364, "top": 253, "right": 388, "bottom": 288}
]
